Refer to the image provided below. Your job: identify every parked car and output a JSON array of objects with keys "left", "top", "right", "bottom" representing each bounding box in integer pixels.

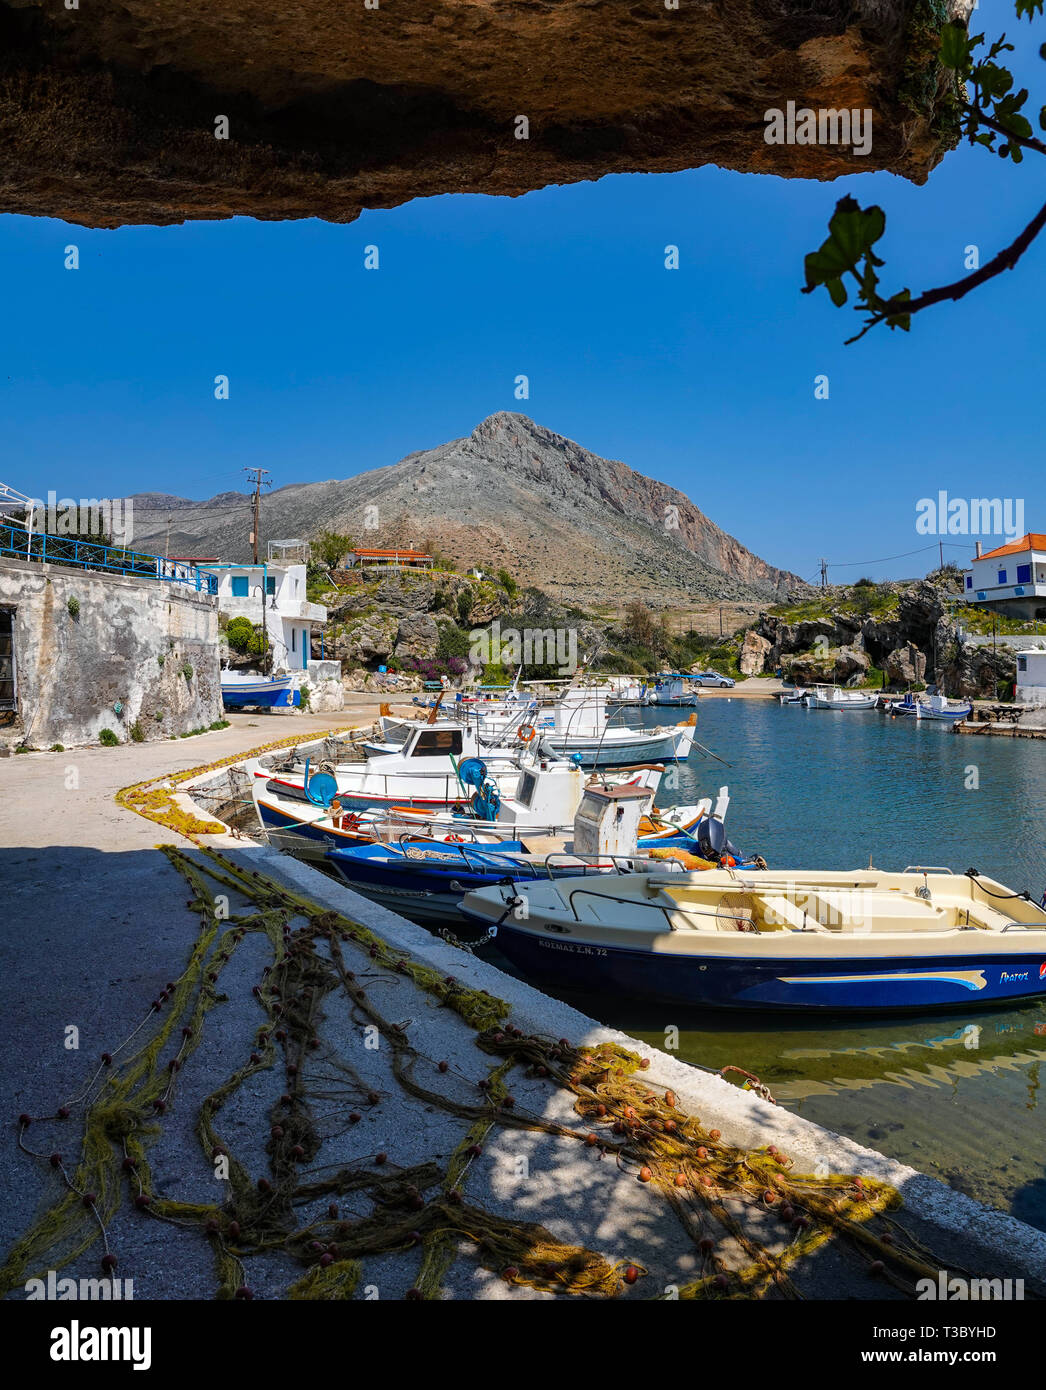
[{"left": 694, "top": 671, "right": 735, "bottom": 688}]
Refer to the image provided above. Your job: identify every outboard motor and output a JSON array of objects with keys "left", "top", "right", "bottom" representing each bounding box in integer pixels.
[{"left": 696, "top": 816, "right": 741, "bottom": 866}]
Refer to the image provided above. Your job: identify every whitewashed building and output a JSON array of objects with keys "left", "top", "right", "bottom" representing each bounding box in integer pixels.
[
  {"left": 215, "top": 562, "right": 327, "bottom": 671},
  {"left": 1015, "top": 647, "right": 1046, "bottom": 706},
  {"left": 962, "top": 533, "right": 1046, "bottom": 619}
]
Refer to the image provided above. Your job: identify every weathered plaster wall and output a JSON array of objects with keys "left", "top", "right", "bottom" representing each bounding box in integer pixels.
[
  {"left": 304, "top": 659, "right": 345, "bottom": 714},
  {"left": 0, "top": 0, "right": 973, "bottom": 228},
  {"left": 0, "top": 559, "right": 222, "bottom": 747}
]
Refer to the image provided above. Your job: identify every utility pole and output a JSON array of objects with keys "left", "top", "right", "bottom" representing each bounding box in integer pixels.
[
  {"left": 243, "top": 467, "right": 271, "bottom": 564},
  {"left": 819, "top": 558, "right": 828, "bottom": 590}
]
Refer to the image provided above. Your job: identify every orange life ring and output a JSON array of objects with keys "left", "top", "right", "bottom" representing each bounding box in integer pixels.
[
  {"left": 517, "top": 724, "right": 536, "bottom": 742},
  {"left": 444, "top": 834, "right": 465, "bottom": 843}
]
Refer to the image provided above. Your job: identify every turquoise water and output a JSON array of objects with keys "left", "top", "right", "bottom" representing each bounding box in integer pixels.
[{"left": 499, "top": 699, "right": 1046, "bottom": 1231}]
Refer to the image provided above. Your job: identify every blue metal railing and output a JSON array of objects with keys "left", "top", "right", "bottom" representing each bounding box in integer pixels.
[{"left": 0, "top": 523, "right": 218, "bottom": 594}]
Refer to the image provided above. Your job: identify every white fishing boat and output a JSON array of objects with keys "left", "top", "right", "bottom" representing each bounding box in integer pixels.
[
  {"left": 802, "top": 685, "right": 877, "bottom": 711},
  {"left": 536, "top": 685, "right": 697, "bottom": 766},
  {"left": 247, "top": 720, "right": 528, "bottom": 813},
  {"left": 461, "top": 864, "right": 1046, "bottom": 1013},
  {"left": 372, "top": 685, "right": 695, "bottom": 768},
  {"left": 647, "top": 674, "right": 700, "bottom": 707},
  {"left": 915, "top": 693, "right": 974, "bottom": 722},
  {"left": 779, "top": 687, "right": 808, "bottom": 706}
]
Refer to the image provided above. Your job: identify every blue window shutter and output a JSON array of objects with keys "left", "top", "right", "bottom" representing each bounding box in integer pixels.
[
  {"left": 231, "top": 575, "right": 248, "bottom": 597},
  {"left": 1017, "top": 563, "right": 1031, "bottom": 584},
  {"left": 998, "top": 569, "right": 1007, "bottom": 585},
  {"left": 965, "top": 576, "right": 972, "bottom": 589}
]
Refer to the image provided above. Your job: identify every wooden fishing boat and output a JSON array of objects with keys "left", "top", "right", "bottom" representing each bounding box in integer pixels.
[
  {"left": 915, "top": 693, "right": 974, "bottom": 722},
  {"left": 220, "top": 668, "right": 297, "bottom": 708},
  {"left": 461, "top": 865, "right": 1046, "bottom": 1012},
  {"left": 802, "top": 686, "right": 877, "bottom": 711}
]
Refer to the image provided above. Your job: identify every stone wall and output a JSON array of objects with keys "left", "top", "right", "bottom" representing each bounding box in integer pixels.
[{"left": 0, "top": 558, "right": 222, "bottom": 747}]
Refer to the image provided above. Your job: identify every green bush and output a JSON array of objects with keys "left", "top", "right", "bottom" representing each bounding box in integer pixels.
[
  {"left": 66, "top": 596, "right": 80, "bottom": 618},
  {"left": 298, "top": 683, "right": 311, "bottom": 711},
  {"left": 496, "top": 568, "right": 518, "bottom": 600},
  {"left": 99, "top": 728, "right": 119, "bottom": 747},
  {"left": 226, "top": 616, "right": 268, "bottom": 656},
  {"left": 225, "top": 616, "right": 255, "bottom": 651},
  {"left": 154, "top": 710, "right": 164, "bottom": 722},
  {"left": 129, "top": 720, "right": 145, "bottom": 743},
  {"left": 50, "top": 743, "right": 64, "bottom": 752},
  {"left": 181, "top": 662, "right": 194, "bottom": 681}
]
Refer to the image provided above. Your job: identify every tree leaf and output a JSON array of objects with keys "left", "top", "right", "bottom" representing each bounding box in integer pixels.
[{"left": 939, "top": 23, "right": 972, "bottom": 71}]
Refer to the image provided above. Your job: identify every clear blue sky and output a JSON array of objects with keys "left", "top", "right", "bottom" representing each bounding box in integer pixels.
[{"left": 2, "top": 25, "right": 1043, "bottom": 584}]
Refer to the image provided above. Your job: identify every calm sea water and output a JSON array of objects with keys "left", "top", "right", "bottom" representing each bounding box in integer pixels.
[{"left": 488, "top": 699, "right": 1046, "bottom": 1231}]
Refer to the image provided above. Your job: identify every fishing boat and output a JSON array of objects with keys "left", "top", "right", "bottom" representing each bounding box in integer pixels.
[
  {"left": 325, "top": 781, "right": 663, "bottom": 924},
  {"left": 915, "top": 693, "right": 974, "bottom": 722},
  {"left": 373, "top": 687, "right": 696, "bottom": 768},
  {"left": 802, "top": 686, "right": 877, "bottom": 711},
  {"left": 537, "top": 686, "right": 697, "bottom": 766},
  {"left": 220, "top": 668, "right": 298, "bottom": 709},
  {"left": 779, "top": 687, "right": 808, "bottom": 706},
  {"left": 248, "top": 720, "right": 530, "bottom": 814},
  {"left": 882, "top": 693, "right": 918, "bottom": 716},
  {"left": 461, "top": 864, "right": 1046, "bottom": 1012},
  {"left": 647, "top": 674, "right": 700, "bottom": 707},
  {"left": 251, "top": 749, "right": 691, "bottom": 859}
]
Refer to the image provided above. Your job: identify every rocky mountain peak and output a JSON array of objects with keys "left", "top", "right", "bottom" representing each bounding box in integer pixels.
[{"left": 126, "top": 415, "right": 807, "bottom": 608}]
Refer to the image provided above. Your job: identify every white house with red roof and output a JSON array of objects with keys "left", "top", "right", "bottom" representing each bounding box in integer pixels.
[{"left": 962, "top": 533, "right": 1046, "bottom": 620}]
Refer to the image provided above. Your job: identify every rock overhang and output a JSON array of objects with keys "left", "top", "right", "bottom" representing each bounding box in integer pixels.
[{"left": 0, "top": 0, "right": 972, "bottom": 229}]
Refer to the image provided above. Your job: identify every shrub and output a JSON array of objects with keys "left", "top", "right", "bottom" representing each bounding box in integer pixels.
[
  {"left": 129, "top": 720, "right": 145, "bottom": 742},
  {"left": 298, "top": 683, "right": 311, "bottom": 711},
  {"left": 225, "top": 616, "right": 255, "bottom": 651},
  {"left": 66, "top": 596, "right": 80, "bottom": 618},
  {"left": 496, "top": 568, "right": 518, "bottom": 600},
  {"left": 99, "top": 728, "right": 119, "bottom": 747},
  {"left": 154, "top": 709, "right": 164, "bottom": 722},
  {"left": 50, "top": 743, "right": 64, "bottom": 752},
  {"left": 181, "top": 662, "right": 194, "bottom": 681},
  {"left": 157, "top": 653, "right": 165, "bottom": 668}
]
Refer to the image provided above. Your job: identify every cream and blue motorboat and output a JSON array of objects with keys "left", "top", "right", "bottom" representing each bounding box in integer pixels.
[{"left": 460, "top": 864, "right": 1046, "bottom": 1012}]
